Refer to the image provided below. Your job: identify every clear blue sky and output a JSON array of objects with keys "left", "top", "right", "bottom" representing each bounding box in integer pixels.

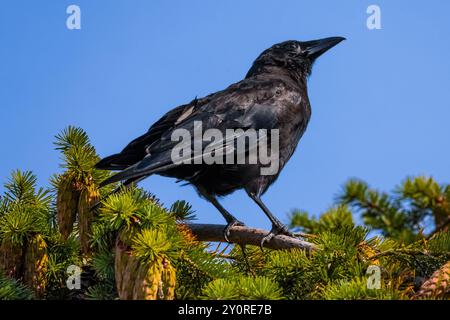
[{"left": 1, "top": 1, "right": 449, "bottom": 230}]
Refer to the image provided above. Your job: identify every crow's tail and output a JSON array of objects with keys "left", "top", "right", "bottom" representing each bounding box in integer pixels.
[{"left": 95, "top": 152, "right": 146, "bottom": 171}]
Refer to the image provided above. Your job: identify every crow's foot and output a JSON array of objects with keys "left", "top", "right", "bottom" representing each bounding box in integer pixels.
[
  {"left": 260, "top": 223, "right": 294, "bottom": 250},
  {"left": 223, "top": 219, "right": 245, "bottom": 242}
]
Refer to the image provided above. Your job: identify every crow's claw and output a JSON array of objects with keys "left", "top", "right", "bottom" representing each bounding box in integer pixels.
[
  {"left": 223, "top": 220, "right": 245, "bottom": 242},
  {"left": 260, "top": 224, "right": 294, "bottom": 250}
]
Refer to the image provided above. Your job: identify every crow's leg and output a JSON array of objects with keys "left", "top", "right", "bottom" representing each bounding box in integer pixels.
[
  {"left": 247, "top": 192, "right": 294, "bottom": 249},
  {"left": 198, "top": 189, "right": 244, "bottom": 242}
]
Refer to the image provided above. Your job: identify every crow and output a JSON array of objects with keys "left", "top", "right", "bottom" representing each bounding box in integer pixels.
[{"left": 96, "top": 37, "right": 345, "bottom": 246}]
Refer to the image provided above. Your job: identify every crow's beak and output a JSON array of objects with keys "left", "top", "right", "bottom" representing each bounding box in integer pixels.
[{"left": 303, "top": 37, "right": 346, "bottom": 60}]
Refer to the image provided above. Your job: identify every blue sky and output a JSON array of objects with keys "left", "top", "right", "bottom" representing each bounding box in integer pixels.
[{"left": 1, "top": 1, "right": 449, "bottom": 230}]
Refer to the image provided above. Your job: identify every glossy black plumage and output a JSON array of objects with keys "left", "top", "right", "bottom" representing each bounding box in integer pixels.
[{"left": 96, "top": 37, "right": 345, "bottom": 245}]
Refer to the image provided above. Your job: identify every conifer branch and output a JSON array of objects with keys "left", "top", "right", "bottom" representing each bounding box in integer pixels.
[{"left": 185, "top": 223, "right": 316, "bottom": 251}]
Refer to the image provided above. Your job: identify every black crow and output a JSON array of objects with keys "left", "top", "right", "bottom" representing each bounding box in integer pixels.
[{"left": 96, "top": 37, "right": 345, "bottom": 246}]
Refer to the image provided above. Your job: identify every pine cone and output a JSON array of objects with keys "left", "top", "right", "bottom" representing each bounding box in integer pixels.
[
  {"left": 129, "top": 258, "right": 176, "bottom": 300},
  {"left": 115, "top": 235, "right": 141, "bottom": 299},
  {"left": 23, "top": 234, "right": 48, "bottom": 298},
  {"left": 159, "top": 258, "right": 176, "bottom": 299},
  {"left": 0, "top": 239, "right": 23, "bottom": 279},
  {"left": 78, "top": 186, "right": 99, "bottom": 255},
  {"left": 56, "top": 175, "right": 80, "bottom": 239},
  {"left": 114, "top": 233, "right": 176, "bottom": 300},
  {"left": 414, "top": 261, "right": 450, "bottom": 299}
]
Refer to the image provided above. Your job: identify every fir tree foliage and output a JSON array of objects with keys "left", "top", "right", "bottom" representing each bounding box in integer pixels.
[
  {"left": 0, "top": 127, "right": 448, "bottom": 300},
  {"left": 0, "top": 272, "right": 33, "bottom": 300}
]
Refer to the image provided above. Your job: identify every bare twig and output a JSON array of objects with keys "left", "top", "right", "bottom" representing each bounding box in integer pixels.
[{"left": 184, "top": 223, "right": 316, "bottom": 251}]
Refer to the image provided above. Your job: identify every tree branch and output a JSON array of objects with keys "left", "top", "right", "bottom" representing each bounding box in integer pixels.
[
  {"left": 184, "top": 223, "right": 316, "bottom": 251},
  {"left": 427, "top": 216, "right": 450, "bottom": 239}
]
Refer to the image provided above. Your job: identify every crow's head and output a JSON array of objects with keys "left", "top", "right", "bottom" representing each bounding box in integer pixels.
[{"left": 246, "top": 37, "right": 345, "bottom": 79}]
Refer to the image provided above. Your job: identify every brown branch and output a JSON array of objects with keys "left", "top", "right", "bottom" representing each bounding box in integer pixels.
[
  {"left": 413, "top": 261, "right": 450, "bottom": 299},
  {"left": 184, "top": 223, "right": 316, "bottom": 251},
  {"left": 427, "top": 216, "right": 450, "bottom": 239}
]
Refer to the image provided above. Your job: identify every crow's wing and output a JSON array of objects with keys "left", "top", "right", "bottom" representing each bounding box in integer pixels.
[
  {"left": 95, "top": 98, "right": 203, "bottom": 170},
  {"left": 99, "top": 79, "right": 288, "bottom": 186}
]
